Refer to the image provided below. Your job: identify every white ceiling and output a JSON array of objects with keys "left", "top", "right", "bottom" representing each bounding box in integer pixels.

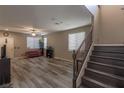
[{"left": 0, "top": 5, "right": 91, "bottom": 35}]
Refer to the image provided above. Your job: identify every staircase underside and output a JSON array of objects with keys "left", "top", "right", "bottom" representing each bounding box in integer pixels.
[{"left": 80, "top": 46, "right": 124, "bottom": 88}]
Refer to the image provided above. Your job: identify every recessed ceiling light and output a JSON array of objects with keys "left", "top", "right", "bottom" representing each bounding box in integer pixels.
[
  {"left": 55, "top": 21, "right": 63, "bottom": 25},
  {"left": 55, "top": 22, "right": 60, "bottom": 25}
]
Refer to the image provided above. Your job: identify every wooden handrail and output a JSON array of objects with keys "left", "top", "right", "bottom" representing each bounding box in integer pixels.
[
  {"left": 72, "top": 25, "right": 93, "bottom": 88},
  {"left": 75, "top": 26, "right": 93, "bottom": 57}
]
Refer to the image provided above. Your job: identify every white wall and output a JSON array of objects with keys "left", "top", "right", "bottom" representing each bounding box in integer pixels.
[
  {"left": 0, "top": 31, "right": 27, "bottom": 58},
  {"left": 0, "top": 37, "right": 14, "bottom": 58},
  {"left": 46, "top": 25, "right": 91, "bottom": 61},
  {"left": 96, "top": 5, "right": 124, "bottom": 44},
  {"left": 85, "top": 5, "right": 100, "bottom": 44}
]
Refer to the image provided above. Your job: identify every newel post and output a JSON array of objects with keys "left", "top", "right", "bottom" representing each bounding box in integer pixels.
[{"left": 72, "top": 50, "right": 76, "bottom": 88}]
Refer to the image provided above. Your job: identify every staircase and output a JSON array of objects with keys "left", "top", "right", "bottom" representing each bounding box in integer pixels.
[{"left": 80, "top": 46, "right": 124, "bottom": 88}]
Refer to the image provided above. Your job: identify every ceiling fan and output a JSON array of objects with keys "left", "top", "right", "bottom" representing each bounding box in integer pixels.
[{"left": 31, "top": 29, "right": 36, "bottom": 36}]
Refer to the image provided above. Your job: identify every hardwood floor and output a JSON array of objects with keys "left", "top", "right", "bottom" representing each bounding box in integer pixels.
[{"left": 10, "top": 57, "right": 73, "bottom": 88}]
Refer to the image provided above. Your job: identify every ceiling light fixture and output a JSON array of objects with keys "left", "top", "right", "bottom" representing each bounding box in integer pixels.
[
  {"left": 32, "top": 32, "right": 36, "bottom": 36},
  {"left": 31, "top": 29, "right": 36, "bottom": 36},
  {"left": 55, "top": 21, "right": 63, "bottom": 25}
]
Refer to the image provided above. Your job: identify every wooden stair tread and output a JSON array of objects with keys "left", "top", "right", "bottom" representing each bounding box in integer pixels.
[
  {"left": 83, "top": 76, "right": 113, "bottom": 88},
  {"left": 88, "top": 61, "right": 124, "bottom": 70},
  {"left": 86, "top": 68, "right": 124, "bottom": 81},
  {"left": 94, "top": 46, "right": 124, "bottom": 47},
  {"left": 79, "top": 46, "right": 124, "bottom": 88},
  {"left": 93, "top": 50, "right": 124, "bottom": 54},
  {"left": 91, "top": 55, "right": 124, "bottom": 61}
]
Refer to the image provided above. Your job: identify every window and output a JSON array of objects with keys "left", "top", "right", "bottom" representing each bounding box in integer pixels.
[
  {"left": 68, "top": 32, "right": 85, "bottom": 51},
  {"left": 44, "top": 37, "right": 47, "bottom": 49},
  {"left": 27, "top": 37, "right": 40, "bottom": 49}
]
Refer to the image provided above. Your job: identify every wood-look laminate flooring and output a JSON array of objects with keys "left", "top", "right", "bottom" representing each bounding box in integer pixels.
[{"left": 10, "top": 57, "right": 73, "bottom": 88}]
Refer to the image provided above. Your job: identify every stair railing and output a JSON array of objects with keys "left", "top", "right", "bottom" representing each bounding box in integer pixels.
[{"left": 72, "top": 25, "right": 93, "bottom": 88}]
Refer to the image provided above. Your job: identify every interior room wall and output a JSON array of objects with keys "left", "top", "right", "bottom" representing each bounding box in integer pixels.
[
  {"left": 45, "top": 25, "right": 91, "bottom": 62},
  {"left": 95, "top": 5, "right": 124, "bottom": 44},
  {"left": 0, "top": 37, "right": 14, "bottom": 58},
  {"left": 0, "top": 31, "right": 27, "bottom": 57},
  {"left": 0, "top": 26, "right": 91, "bottom": 60},
  {"left": 92, "top": 6, "right": 101, "bottom": 44}
]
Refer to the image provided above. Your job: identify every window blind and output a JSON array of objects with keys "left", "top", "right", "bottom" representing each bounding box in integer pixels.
[
  {"left": 27, "top": 37, "right": 40, "bottom": 49},
  {"left": 68, "top": 32, "right": 85, "bottom": 51}
]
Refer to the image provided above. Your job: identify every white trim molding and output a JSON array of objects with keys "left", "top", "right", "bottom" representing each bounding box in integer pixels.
[{"left": 54, "top": 57, "right": 72, "bottom": 62}]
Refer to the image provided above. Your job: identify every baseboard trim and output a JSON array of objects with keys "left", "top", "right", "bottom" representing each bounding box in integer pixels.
[
  {"left": 13, "top": 56, "right": 25, "bottom": 60},
  {"left": 54, "top": 57, "right": 72, "bottom": 62},
  {"left": 94, "top": 44, "right": 124, "bottom": 46}
]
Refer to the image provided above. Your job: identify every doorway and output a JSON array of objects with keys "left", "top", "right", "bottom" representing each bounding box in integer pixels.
[{"left": 0, "top": 37, "right": 14, "bottom": 58}]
